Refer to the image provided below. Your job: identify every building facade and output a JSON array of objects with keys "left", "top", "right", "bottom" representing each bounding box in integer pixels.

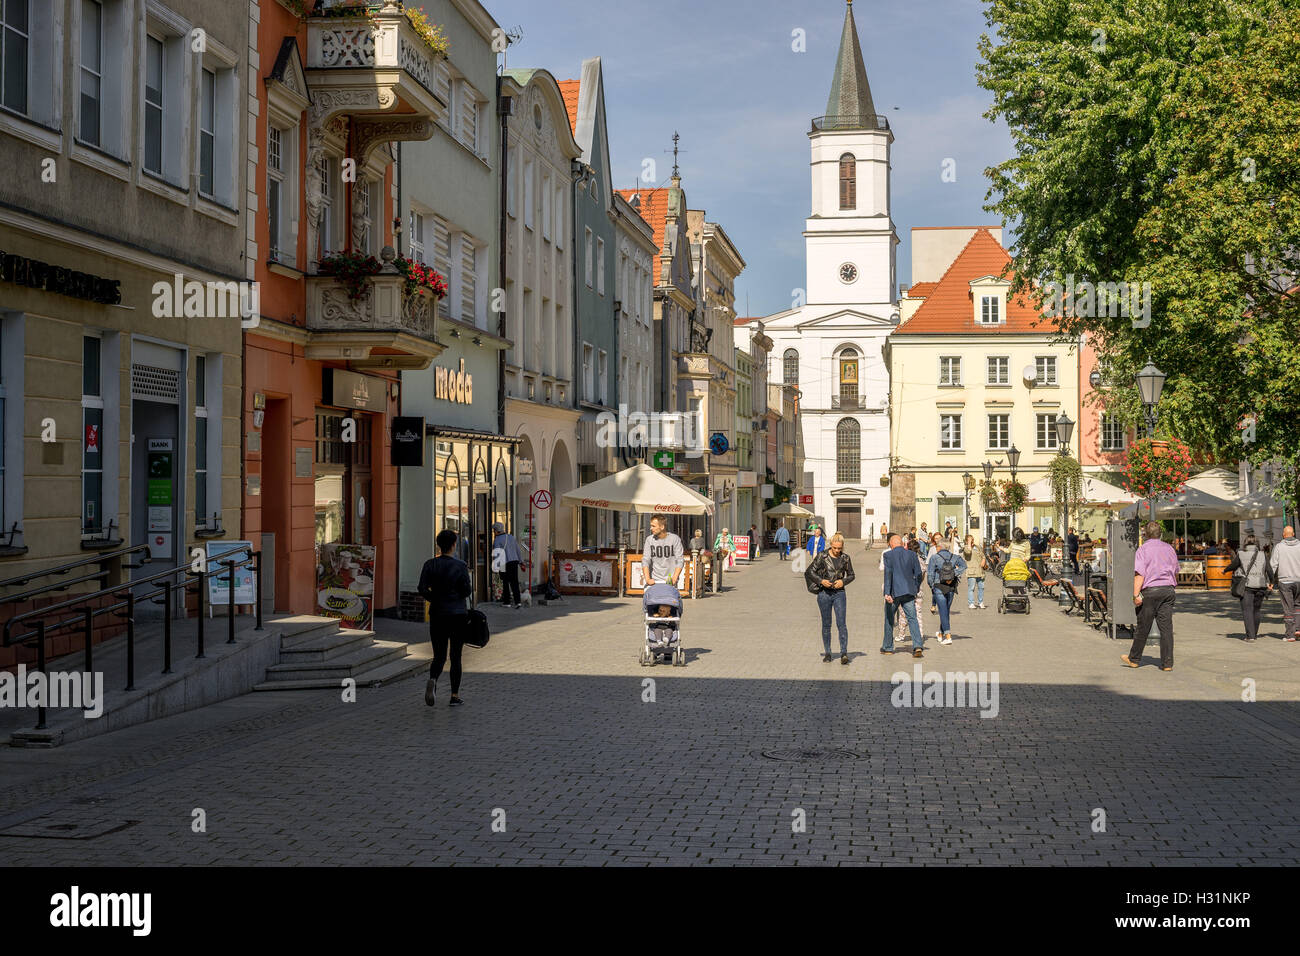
[
  {"left": 0, "top": 0, "right": 249, "bottom": 664},
  {"left": 735, "top": 317, "right": 774, "bottom": 530},
  {"left": 396, "top": 0, "right": 516, "bottom": 615},
  {"left": 886, "top": 227, "right": 1077, "bottom": 541},
  {"left": 500, "top": 68, "right": 583, "bottom": 586},
  {"left": 761, "top": 0, "right": 896, "bottom": 539}
]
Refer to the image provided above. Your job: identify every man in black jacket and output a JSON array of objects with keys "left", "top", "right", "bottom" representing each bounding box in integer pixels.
[
  {"left": 417, "top": 529, "right": 472, "bottom": 708},
  {"left": 805, "top": 532, "right": 856, "bottom": 665}
]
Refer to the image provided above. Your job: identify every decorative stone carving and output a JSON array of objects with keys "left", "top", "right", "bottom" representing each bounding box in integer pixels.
[
  {"left": 320, "top": 27, "right": 375, "bottom": 68},
  {"left": 351, "top": 115, "right": 434, "bottom": 167}
]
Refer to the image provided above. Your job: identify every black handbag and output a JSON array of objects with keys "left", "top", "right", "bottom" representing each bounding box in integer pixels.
[
  {"left": 1230, "top": 550, "right": 1261, "bottom": 600},
  {"left": 464, "top": 608, "right": 490, "bottom": 648}
]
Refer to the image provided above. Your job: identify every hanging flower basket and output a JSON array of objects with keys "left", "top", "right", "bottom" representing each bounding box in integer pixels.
[
  {"left": 1125, "top": 437, "right": 1192, "bottom": 500},
  {"left": 1000, "top": 479, "right": 1029, "bottom": 514}
]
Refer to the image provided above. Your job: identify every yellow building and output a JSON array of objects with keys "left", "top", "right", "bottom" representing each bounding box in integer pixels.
[{"left": 885, "top": 228, "right": 1079, "bottom": 542}]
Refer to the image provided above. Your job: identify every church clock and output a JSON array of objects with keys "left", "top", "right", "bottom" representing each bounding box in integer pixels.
[{"left": 839, "top": 262, "right": 858, "bottom": 284}]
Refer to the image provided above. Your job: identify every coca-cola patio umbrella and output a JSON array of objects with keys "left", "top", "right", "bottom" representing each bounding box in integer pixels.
[{"left": 560, "top": 463, "right": 715, "bottom": 515}]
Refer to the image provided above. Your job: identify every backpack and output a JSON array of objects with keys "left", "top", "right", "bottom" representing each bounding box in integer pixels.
[
  {"left": 464, "top": 608, "right": 490, "bottom": 648},
  {"left": 937, "top": 552, "right": 959, "bottom": 588}
]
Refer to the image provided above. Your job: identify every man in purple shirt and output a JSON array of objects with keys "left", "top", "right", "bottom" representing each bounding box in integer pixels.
[{"left": 1122, "top": 521, "right": 1179, "bottom": 671}]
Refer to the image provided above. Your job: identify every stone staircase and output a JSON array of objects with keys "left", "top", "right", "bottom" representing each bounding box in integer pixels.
[{"left": 252, "top": 616, "right": 427, "bottom": 691}]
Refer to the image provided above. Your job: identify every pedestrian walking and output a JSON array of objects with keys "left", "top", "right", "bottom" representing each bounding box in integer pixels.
[
  {"left": 805, "top": 532, "right": 856, "bottom": 664},
  {"left": 961, "top": 533, "right": 987, "bottom": 609},
  {"left": 806, "top": 526, "right": 826, "bottom": 557},
  {"left": 1122, "top": 521, "right": 1179, "bottom": 670},
  {"left": 882, "top": 533, "right": 926, "bottom": 658},
  {"left": 775, "top": 521, "right": 791, "bottom": 561},
  {"left": 417, "top": 529, "right": 472, "bottom": 707},
  {"left": 714, "top": 527, "right": 735, "bottom": 586},
  {"left": 689, "top": 528, "right": 706, "bottom": 555},
  {"left": 1269, "top": 525, "right": 1300, "bottom": 642},
  {"left": 642, "top": 515, "right": 685, "bottom": 586},
  {"left": 491, "top": 522, "right": 522, "bottom": 608},
  {"left": 749, "top": 524, "right": 760, "bottom": 559},
  {"left": 1009, "top": 528, "right": 1031, "bottom": 564},
  {"left": 1227, "top": 532, "right": 1271, "bottom": 642},
  {"left": 1066, "top": 527, "right": 1081, "bottom": 574},
  {"left": 926, "top": 537, "right": 967, "bottom": 644}
]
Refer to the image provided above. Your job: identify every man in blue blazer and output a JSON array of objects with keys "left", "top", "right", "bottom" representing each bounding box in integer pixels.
[{"left": 881, "top": 533, "right": 926, "bottom": 658}]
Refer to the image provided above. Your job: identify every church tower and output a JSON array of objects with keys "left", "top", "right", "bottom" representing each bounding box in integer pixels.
[{"left": 805, "top": 0, "right": 896, "bottom": 308}]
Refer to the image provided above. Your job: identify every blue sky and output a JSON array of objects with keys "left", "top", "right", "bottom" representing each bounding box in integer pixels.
[{"left": 485, "top": 0, "right": 1013, "bottom": 318}]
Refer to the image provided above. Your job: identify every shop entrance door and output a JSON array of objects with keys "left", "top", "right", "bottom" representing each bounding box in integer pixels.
[
  {"left": 473, "top": 492, "right": 490, "bottom": 602},
  {"left": 983, "top": 512, "right": 1011, "bottom": 543}
]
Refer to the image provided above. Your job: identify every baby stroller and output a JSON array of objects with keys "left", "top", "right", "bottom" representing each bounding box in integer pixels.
[
  {"left": 998, "top": 557, "right": 1031, "bottom": 614},
  {"left": 640, "top": 582, "right": 685, "bottom": 666}
]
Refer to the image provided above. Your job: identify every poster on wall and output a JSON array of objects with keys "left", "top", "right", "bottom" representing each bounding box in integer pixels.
[
  {"left": 316, "top": 543, "right": 377, "bottom": 630},
  {"left": 207, "top": 541, "right": 256, "bottom": 606},
  {"left": 559, "top": 558, "right": 613, "bottom": 589}
]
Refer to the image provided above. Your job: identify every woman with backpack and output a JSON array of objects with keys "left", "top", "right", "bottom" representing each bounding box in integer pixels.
[
  {"left": 925, "top": 537, "right": 967, "bottom": 645},
  {"left": 1227, "top": 532, "right": 1272, "bottom": 643},
  {"left": 805, "top": 532, "right": 856, "bottom": 665}
]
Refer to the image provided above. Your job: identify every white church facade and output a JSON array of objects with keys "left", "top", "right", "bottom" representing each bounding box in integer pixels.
[{"left": 762, "top": 0, "right": 898, "bottom": 539}]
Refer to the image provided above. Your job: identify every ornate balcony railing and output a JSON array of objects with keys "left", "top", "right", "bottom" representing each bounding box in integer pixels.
[
  {"left": 306, "top": 272, "right": 435, "bottom": 340},
  {"left": 831, "top": 395, "right": 868, "bottom": 410},
  {"left": 811, "top": 113, "right": 890, "bottom": 133}
]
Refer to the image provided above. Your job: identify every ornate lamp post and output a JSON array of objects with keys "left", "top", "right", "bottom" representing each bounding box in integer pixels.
[
  {"left": 1007, "top": 445, "right": 1021, "bottom": 531},
  {"left": 1136, "top": 360, "right": 1167, "bottom": 439},
  {"left": 1054, "top": 412, "right": 1076, "bottom": 533}
]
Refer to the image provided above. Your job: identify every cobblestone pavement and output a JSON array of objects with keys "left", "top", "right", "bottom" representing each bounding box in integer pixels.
[{"left": 1, "top": 549, "right": 1297, "bottom": 865}]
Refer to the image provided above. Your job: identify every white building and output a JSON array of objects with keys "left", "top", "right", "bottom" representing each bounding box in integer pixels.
[{"left": 761, "top": 0, "right": 897, "bottom": 539}]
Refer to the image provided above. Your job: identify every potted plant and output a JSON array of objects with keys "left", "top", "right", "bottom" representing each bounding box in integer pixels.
[{"left": 317, "top": 250, "right": 382, "bottom": 302}]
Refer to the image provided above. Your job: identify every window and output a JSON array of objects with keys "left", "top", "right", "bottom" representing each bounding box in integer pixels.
[
  {"left": 987, "top": 355, "right": 1009, "bottom": 385},
  {"left": 506, "top": 146, "right": 517, "bottom": 218},
  {"left": 194, "top": 355, "right": 208, "bottom": 527},
  {"left": 987, "top": 414, "right": 1010, "bottom": 450},
  {"left": 596, "top": 237, "right": 605, "bottom": 295},
  {"left": 782, "top": 348, "right": 798, "bottom": 385},
  {"left": 839, "top": 154, "right": 856, "bottom": 210},
  {"left": 523, "top": 159, "right": 534, "bottom": 229},
  {"left": 79, "top": 0, "right": 102, "bottom": 146},
  {"left": 198, "top": 68, "right": 215, "bottom": 196},
  {"left": 460, "top": 238, "right": 476, "bottom": 325},
  {"left": 939, "top": 356, "right": 961, "bottom": 386},
  {"left": 598, "top": 350, "right": 608, "bottom": 405},
  {"left": 320, "top": 158, "right": 341, "bottom": 258},
  {"left": 541, "top": 172, "right": 551, "bottom": 239},
  {"left": 356, "top": 177, "right": 374, "bottom": 254},
  {"left": 554, "top": 184, "right": 564, "bottom": 248},
  {"left": 836, "top": 418, "right": 860, "bottom": 482},
  {"left": 1035, "top": 355, "right": 1057, "bottom": 386},
  {"left": 82, "top": 336, "right": 104, "bottom": 534},
  {"left": 409, "top": 210, "right": 425, "bottom": 263},
  {"left": 144, "top": 35, "right": 164, "bottom": 174},
  {"left": 267, "top": 125, "right": 288, "bottom": 263},
  {"left": 1036, "top": 413, "right": 1059, "bottom": 450},
  {"left": 980, "top": 295, "right": 1000, "bottom": 324},
  {"left": 584, "top": 229, "right": 593, "bottom": 287},
  {"left": 582, "top": 344, "right": 594, "bottom": 401},
  {"left": 1, "top": 0, "right": 29, "bottom": 114},
  {"left": 839, "top": 347, "right": 858, "bottom": 403},
  {"left": 940, "top": 414, "right": 962, "bottom": 450},
  {"left": 458, "top": 81, "right": 478, "bottom": 153},
  {"left": 1101, "top": 414, "right": 1127, "bottom": 452}
]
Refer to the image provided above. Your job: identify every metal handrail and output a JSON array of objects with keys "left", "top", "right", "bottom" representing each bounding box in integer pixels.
[
  {"left": 4, "top": 550, "right": 263, "bottom": 732},
  {"left": 0, "top": 543, "right": 151, "bottom": 595}
]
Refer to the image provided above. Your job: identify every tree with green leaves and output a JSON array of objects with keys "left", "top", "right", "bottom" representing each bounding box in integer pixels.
[{"left": 977, "top": 0, "right": 1300, "bottom": 512}]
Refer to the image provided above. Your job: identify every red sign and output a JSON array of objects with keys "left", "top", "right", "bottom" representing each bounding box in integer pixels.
[
  {"left": 734, "top": 535, "right": 750, "bottom": 561},
  {"left": 85, "top": 424, "right": 99, "bottom": 453},
  {"left": 799, "top": 495, "right": 814, "bottom": 505},
  {"left": 532, "top": 490, "right": 552, "bottom": 510}
]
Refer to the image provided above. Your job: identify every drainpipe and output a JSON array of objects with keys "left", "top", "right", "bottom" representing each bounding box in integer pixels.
[{"left": 497, "top": 79, "right": 510, "bottom": 437}]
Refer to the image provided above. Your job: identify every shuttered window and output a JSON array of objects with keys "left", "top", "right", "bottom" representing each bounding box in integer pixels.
[
  {"left": 460, "top": 239, "right": 476, "bottom": 325},
  {"left": 431, "top": 215, "right": 451, "bottom": 318}
]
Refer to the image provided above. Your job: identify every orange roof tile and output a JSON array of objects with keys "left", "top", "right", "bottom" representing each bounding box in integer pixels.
[
  {"left": 904, "top": 281, "right": 938, "bottom": 298},
  {"left": 557, "top": 80, "right": 580, "bottom": 135},
  {"left": 893, "top": 228, "right": 1055, "bottom": 334},
  {"left": 617, "top": 188, "right": 669, "bottom": 284}
]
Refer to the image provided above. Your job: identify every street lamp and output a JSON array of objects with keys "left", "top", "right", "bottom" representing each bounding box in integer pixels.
[
  {"left": 962, "top": 471, "right": 974, "bottom": 533},
  {"left": 981, "top": 460, "right": 994, "bottom": 482},
  {"left": 1054, "top": 412, "right": 1074, "bottom": 456},
  {"left": 1007, "top": 446, "right": 1021, "bottom": 531},
  {"left": 1136, "top": 360, "right": 1166, "bottom": 437}
]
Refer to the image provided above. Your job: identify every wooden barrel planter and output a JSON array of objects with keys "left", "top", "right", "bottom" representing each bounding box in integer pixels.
[{"left": 1205, "top": 554, "right": 1233, "bottom": 591}]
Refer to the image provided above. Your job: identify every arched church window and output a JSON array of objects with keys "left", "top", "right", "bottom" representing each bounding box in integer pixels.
[
  {"left": 839, "top": 154, "right": 856, "bottom": 210},
  {"left": 783, "top": 349, "right": 799, "bottom": 385},
  {"left": 836, "top": 418, "right": 861, "bottom": 483},
  {"left": 838, "top": 347, "right": 859, "bottom": 406}
]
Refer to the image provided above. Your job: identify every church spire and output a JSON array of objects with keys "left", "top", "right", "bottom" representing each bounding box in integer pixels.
[{"left": 823, "top": 0, "right": 876, "bottom": 128}]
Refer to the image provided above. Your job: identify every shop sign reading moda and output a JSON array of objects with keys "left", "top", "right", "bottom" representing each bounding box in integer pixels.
[{"left": 434, "top": 358, "right": 473, "bottom": 404}]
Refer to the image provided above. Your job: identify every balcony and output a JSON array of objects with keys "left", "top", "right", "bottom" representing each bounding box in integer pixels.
[
  {"left": 305, "top": 257, "right": 444, "bottom": 370},
  {"left": 831, "top": 395, "right": 868, "bottom": 410}
]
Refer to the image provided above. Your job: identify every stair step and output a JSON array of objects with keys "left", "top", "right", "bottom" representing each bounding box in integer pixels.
[
  {"left": 260, "top": 639, "right": 408, "bottom": 682},
  {"left": 276, "top": 617, "right": 350, "bottom": 647},
  {"left": 252, "top": 653, "right": 429, "bottom": 691},
  {"left": 278, "top": 629, "right": 374, "bottom": 662}
]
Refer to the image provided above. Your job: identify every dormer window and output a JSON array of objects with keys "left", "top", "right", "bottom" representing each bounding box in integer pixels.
[
  {"left": 970, "top": 276, "right": 1010, "bottom": 326},
  {"left": 980, "top": 295, "right": 1000, "bottom": 324}
]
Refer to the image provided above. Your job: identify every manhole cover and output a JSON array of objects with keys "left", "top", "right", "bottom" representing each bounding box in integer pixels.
[{"left": 758, "top": 747, "right": 864, "bottom": 762}]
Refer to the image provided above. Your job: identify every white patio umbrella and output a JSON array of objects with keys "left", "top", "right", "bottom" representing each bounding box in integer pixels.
[
  {"left": 1185, "top": 467, "right": 1243, "bottom": 501},
  {"left": 1023, "top": 475, "right": 1140, "bottom": 506},
  {"left": 1233, "top": 489, "right": 1287, "bottom": 520},
  {"left": 560, "top": 462, "right": 714, "bottom": 515},
  {"left": 763, "top": 501, "right": 815, "bottom": 518},
  {"left": 1119, "top": 485, "right": 1240, "bottom": 520}
]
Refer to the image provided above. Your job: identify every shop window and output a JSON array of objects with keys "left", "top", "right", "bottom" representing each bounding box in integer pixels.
[
  {"left": 314, "top": 410, "right": 372, "bottom": 545},
  {"left": 82, "top": 335, "right": 105, "bottom": 534}
]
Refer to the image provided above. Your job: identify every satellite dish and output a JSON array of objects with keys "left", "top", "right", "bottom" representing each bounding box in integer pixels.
[{"left": 1021, "top": 364, "right": 1037, "bottom": 383}]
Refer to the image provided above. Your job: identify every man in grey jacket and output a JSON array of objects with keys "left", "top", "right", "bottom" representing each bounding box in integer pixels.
[
  {"left": 1269, "top": 526, "right": 1300, "bottom": 642},
  {"left": 642, "top": 515, "right": 684, "bottom": 585}
]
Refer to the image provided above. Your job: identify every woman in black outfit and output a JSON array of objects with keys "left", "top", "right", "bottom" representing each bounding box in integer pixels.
[{"left": 417, "top": 529, "right": 472, "bottom": 707}]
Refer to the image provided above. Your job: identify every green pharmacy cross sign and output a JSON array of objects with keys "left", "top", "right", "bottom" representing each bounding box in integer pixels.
[{"left": 653, "top": 450, "right": 675, "bottom": 469}]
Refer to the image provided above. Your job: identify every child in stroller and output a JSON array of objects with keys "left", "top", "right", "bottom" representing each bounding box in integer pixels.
[
  {"left": 997, "top": 556, "right": 1031, "bottom": 614},
  {"left": 640, "top": 582, "right": 685, "bottom": 666}
]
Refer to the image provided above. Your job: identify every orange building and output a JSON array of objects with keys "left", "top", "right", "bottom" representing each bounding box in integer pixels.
[{"left": 244, "top": 3, "right": 450, "bottom": 616}]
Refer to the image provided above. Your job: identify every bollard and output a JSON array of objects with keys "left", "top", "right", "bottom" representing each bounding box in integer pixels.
[{"left": 691, "top": 548, "right": 699, "bottom": 600}]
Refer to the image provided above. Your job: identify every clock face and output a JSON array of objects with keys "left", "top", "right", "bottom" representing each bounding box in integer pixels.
[{"left": 839, "top": 263, "right": 858, "bottom": 284}]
